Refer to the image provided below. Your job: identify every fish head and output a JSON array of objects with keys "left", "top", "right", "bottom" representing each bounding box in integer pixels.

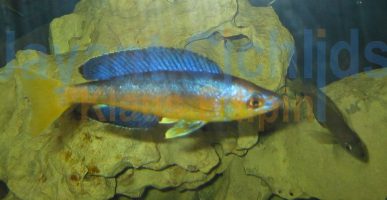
[
  {"left": 227, "top": 81, "right": 282, "bottom": 120},
  {"left": 245, "top": 91, "right": 282, "bottom": 115},
  {"left": 341, "top": 138, "right": 369, "bottom": 162}
]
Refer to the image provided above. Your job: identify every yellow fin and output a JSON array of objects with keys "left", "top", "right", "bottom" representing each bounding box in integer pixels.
[
  {"left": 159, "top": 118, "right": 179, "bottom": 124},
  {"left": 165, "top": 120, "right": 206, "bottom": 139},
  {"left": 16, "top": 69, "right": 70, "bottom": 136}
]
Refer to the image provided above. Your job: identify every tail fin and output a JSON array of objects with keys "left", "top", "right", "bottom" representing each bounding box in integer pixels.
[{"left": 16, "top": 69, "right": 71, "bottom": 136}]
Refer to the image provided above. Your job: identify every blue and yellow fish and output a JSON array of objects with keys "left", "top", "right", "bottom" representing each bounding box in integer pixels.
[{"left": 17, "top": 47, "right": 282, "bottom": 138}]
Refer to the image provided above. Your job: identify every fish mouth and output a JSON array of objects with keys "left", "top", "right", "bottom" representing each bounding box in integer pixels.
[
  {"left": 345, "top": 141, "right": 369, "bottom": 163},
  {"left": 265, "top": 94, "right": 282, "bottom": 109},
  {"left": 255, "top": 94, "right": 282, "bottom": 114}
]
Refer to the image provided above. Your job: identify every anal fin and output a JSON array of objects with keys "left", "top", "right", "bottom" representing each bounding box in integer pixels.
[{"left": 165, "top": 120, "right": 206, "bottom": 139}]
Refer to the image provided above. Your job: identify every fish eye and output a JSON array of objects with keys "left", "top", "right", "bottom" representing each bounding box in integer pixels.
[
  {"left": 345, "top": 143, "right": 353, "bottom": 151},
  {"left": 247, "top": 96, "right": 264, "bottom": 109}
]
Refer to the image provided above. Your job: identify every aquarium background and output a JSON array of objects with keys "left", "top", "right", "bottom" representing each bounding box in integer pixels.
[
  {"left": 0, "top": 0, "right": 79, "bottom": 67},
  {"left": 0, "top": 0, "right": 386, "bottom": 200},
  {"left": 273, "top": 0, "right": 387, "bottom": 84}
]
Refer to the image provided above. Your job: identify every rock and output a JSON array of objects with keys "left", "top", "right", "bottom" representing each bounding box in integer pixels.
[
  {"left": 0, "top": 0, "right": 293, "bottom": 199},
  {"left": 143, "top": 133, "right": 219, "bottom": 173},
  {"left": 50, "top": 0, "right": 293, "bottom": 91},
  {"left": 3, "top": 192, "right": 21, "bottom": 200},
  {"left": 186, "top": 0, "right": 293, "bottom": 90},
  {"left": 198, "top": 155, "right": 272, "bottom": 200},
  {"left": 236, "top": 118, "right": 260, "bottom": 151},
  {"left": 244, "top": 68, "right": 387, "bottom": 200},
  {"left": 139, "top": 154, "right": 272, "bottom": 200},
  {"left": 145, "top": 189, "right": 197, "bottom": 200},
  {"left": 49, "top": 14, "right": 88, "bottom": 54},
  {"left": 115, "top": 166, "right": 215, "bottom": 198}
]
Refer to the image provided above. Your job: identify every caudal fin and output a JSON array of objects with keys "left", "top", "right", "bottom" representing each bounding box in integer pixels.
[{"left": 16, "top": 70, "right": 71, "bottom": 136}]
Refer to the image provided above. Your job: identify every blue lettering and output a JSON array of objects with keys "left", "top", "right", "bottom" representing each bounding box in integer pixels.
[
  {"left": 330, "top": 29, "right": 359, "bottom": 78},
  {"left": 5, "top": 29, "right": 15, "bottom": 63},
  {"left": 316, "top": 40, "right": 327, "bottom": 122},
  {"left": 365, "top": 41, "right": 387, "bottom": 70},
  {"left": 303, "top": 29, "right": 313, "bottom": 79}
]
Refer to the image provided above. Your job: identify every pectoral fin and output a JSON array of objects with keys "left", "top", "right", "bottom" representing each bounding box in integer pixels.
[{"left": 165, "top": 120, "right": 206, "bottom": 139}]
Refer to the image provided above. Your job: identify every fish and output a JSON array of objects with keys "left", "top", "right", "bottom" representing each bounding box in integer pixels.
[
  {"left": 293, "top": 80, "right": 369, "bottom": 162},
  {"left": 17, "top": 47, "right": 282, "bottom": 139}
]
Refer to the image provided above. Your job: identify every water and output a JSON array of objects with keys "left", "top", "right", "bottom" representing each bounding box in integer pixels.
[{"left": 273, "top": 0, "right": 387, "bottom": 84}]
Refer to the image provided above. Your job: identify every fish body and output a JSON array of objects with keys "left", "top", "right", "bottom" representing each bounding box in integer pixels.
[
  {"left": 298, "top": 82, "right": 369, "bottom": 162},
  {"left": 18, "top": 47, "right": 281, "bottom": 138},
  {"left": 67, "top": 71, "right": 280, "bottom": 122}
]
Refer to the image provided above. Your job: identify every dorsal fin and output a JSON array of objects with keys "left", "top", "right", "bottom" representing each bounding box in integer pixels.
[{"left": 79, "top": 47, "right": 222, "bottom": 80}]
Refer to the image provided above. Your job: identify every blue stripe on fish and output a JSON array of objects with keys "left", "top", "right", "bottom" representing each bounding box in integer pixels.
[
  {"left": 79, "top": 47, "right": 222, "bottom": 80},
  {"left": 87, "top": 105, "right": 160, "bottom": 128}
]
